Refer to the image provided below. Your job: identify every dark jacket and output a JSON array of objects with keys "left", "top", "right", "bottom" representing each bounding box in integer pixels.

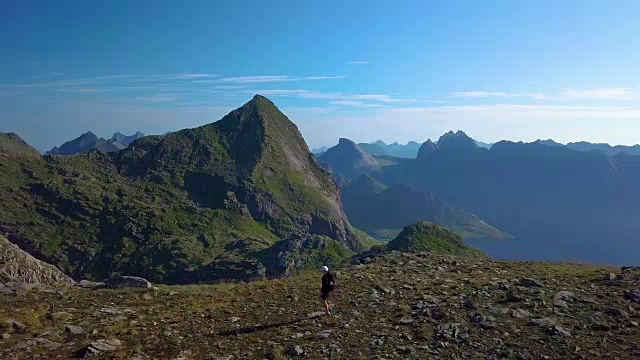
[{"left": 321, "top": 272, "right": 336, "bottom": 293}]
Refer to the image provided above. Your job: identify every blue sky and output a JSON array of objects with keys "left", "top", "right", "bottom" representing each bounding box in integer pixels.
[{"left": 2, "top": 0, "right": 640, "bottom": 152}]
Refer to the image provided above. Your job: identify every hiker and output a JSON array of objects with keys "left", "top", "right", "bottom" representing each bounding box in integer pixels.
[{"left": 320, "top": 265, "right": 336, "bottom": 315}]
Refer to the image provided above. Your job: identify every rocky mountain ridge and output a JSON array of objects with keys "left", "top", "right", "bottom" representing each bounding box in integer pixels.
[
  {"left": 46, "top": 131, "right": 145, "bottom": 155},
  {"left": 0, "top": 96, "right": 360, "bottom": 284}
]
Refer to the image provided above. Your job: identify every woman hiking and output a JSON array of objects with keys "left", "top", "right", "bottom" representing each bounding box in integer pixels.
[{"left": 320, "top": 265, "right": 336, "bottom": 315}]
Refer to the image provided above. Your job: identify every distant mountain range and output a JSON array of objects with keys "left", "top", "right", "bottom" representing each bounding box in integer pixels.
[
  {"left": 316, "top": 137, "right": 640, "bottom": 158},
  {"left": 314, "top": 140, "right": 422, "bottom": 158},
  {"left": 316, "top": 129, "right": 640, "bottom": 265},
  {"left": 382, "top": 131, "right": 640, "bottom": 248},
  {"left": 46, "top": 131, "right": 145, "bottom": 155}
]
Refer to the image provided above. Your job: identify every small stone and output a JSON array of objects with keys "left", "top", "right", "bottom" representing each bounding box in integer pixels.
[
  {"left": 553, "top": 326, "right": 572, "bottom": 337},
  {"left": 36, "top": 337, "right": 62, "bottom": 350},
  {"left": 554, "top": 299, "right": 568, "bottom": 308},
  {"left": 50, "top": 311, "right": 73, "bottom": 322},
  {"left": 228, "top": 317, "right": 240, "bottom": 323},
  {"left": 317, "top": 330, "right": 332, "bottom": 339},
  {"left": 591, "top": 322, "right": 611, "bottom": 331},
  {"left": 65, "top": 325, "right": 84, "bottom": 335},
  {"left": 11, "top": 320, "right": 25, "bottom": 331},
  {"left": 88, "top": 338, "right": 122, "bottom": 352},
  {"left": 1, "top": 333, "right": 11, "bottom": 339},
  {"left": 288, "top": 345, "right": 304, "bottom": 356},
  {"left": 463, "top": 299, "right": 477, "bottom": 310},
  {"left": 554, "top": 291, "right": 575, "bottom": 301},
  {"left": 398, "top": 318, "right": 414, "bottom": 325},
  {"left": 488, "top": 306, "right": 510, "bottom": 315},
  {"left": 511, "top": 309, "right": 532, "bottom": 319},
  {"left": 605, "top": 308, "right": 627, "bottom": 318},
  {"left": 624, "top": 290, "right": 640, "bottom": 304},
  {"left": 529, "top": 318, "right": 556, "bottom": 327},
  {"left": 370, "top": 338, "right": 384, "bottom": 347},
  {"left": 506, "top": 292, "right": 526, "bottom": 302}
]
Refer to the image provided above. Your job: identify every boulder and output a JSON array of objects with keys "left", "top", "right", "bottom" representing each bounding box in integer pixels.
[{"left": 105, "top": 276, "right": 152, "bottom": 289}]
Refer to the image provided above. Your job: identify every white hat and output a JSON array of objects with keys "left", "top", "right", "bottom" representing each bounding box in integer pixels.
[{"left": 320, "top": 266, "right": 329, "bottom": 272}]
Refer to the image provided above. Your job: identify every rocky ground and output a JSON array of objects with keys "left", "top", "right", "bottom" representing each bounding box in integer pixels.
[{"left": 2, "top": 252, "right": 640, "bottom": 359}]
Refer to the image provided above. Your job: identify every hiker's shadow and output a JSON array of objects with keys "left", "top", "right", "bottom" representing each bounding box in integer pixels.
[{"left": 217, "top": 312, "right": 325, "bottom": 336}]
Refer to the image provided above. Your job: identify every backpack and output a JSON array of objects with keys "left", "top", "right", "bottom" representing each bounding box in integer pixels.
[{"left": 327, "top": 272, "right": 336, "bottom": 291}]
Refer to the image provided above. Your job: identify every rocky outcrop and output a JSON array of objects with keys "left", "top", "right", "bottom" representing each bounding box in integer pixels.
[
  {"left": 105, "top": 276, "right": 152, "bottom": 289},
  {"left": 0, "top": 235, "right": 73, "bottom": 285}
]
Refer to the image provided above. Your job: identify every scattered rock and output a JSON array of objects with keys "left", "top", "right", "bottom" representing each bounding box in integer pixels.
[
  {"left": 228, "top": 317, "right": 240, "bottom": 323},
  {"left": 605, "top": 308, "right": 627, "bottom": 318},
  {"left": 437, "top": 323, "right": 469, "bottom": 340},
  {"left": 511, "top": 309, "right": 532, "bottom": 319},
  {"left": 554, "top": 299, "right": 568, "bottom": 308},
  {"left": 624, "top": 290, "right": 640, "bottom": 303},
  {"left": 470, "top": 313, "right": 495, "bottom": 329},
  {"left": 528, "top": 318, "right": 556, "bottom": 328},
  {"left": 317, "top": 330, "right": 332, "bottom": 339},
  {"left": 552, "top": 326, "right": 572, "bottom": 337},
  {"left": 105, "top": 276, "right": 152, "bottom": 289},
  {"left": 288, "top": 346, "right": 304, "bottom": 357},
  {"left": 506, "top": 292, "right": 526, "bottom": 302},
  {"left": 398, "top": 318, "right": 414, "bottom": 325},
  {"left": 15, "top": 337, "right": 61, "bottom": 350},
  {"left": 463, "top": 299, "right": 477, "bottom": 310},
  {"left": 1, "top": 333, "right": 11, "bottom": 339},
  {"left": 11, "top": 320, "right": 26, "bottom": 331},
  {"left": 591, "top": 322, "right": 612, "bottom": 331},
  {"left": 76, "top": 338, "right": 122, "bottom": 356},
  {"left": 50, "top": 311, "right": 73, "bottom": 322},
  {"left": 517, "top": 278, "right": 545, "bottom": 287},
  {"left": 65, "top": 325, "right": 84, "bottom": 335},
  {"left": 488, "top": 306, "right": 510, "bottom": 315},
  {"left": 370, "top": 338, "right": 384, "bottom": 347}
]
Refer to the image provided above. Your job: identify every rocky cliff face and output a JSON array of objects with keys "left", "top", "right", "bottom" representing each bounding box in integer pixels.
[{"left": 0, "top": 235, "right": 73, "bottom": 285}]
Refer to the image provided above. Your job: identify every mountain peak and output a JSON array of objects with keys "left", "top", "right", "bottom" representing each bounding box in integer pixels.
[
  {"left": 338, "top": 138, "right": 357, "bottom": 146},
  {"left": 0, "top": 132, "right": 40, "bottom": 156},
  {"left": 417, "top": 139, "right": 437, "bottom": 159},
  {"left": 318, "top": 138, "right": 379, "bottom": 180},
  {"left": 436, "top": 130, "right": 478, "bottom": 151}
]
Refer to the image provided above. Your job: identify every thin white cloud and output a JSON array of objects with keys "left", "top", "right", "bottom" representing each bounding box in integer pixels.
[
  {"left": 330, "top": 100, "right": 384, "bottom": 108},
  {"left": 252, "top": 89, "right": 415, "bottom": 104},
  {"left": 450, "top": 88, "right": 635, "bottom": 101},
  {"left": 560, "top": 88, "right": 635, "bottom": 101},
  {"left": 32, "top": 72, "right": 64, "bottom": 79},
  {"left": 348, "top": 61, "right": 370, "bottom": 64},
  {"left": 136, "top": 95, "right": 180, "bottom": 104},
  {"left": 303, "top": 76, "right": 347, "bottom": 80},
  {"left": 219, "top": 75, "right": 345, "bottom": 84},
  {"left": 450, "top": 91, "right": 509, "bottom": 98}
]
